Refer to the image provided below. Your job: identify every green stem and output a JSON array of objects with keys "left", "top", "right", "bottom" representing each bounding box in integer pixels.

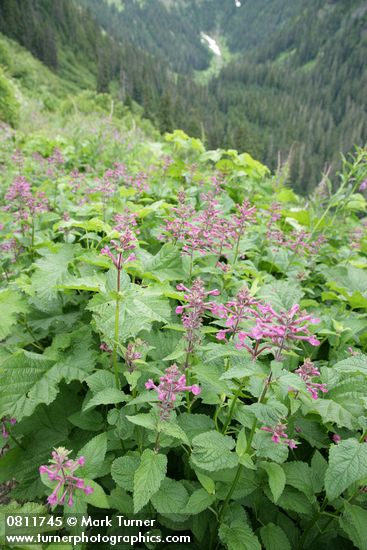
[
  {"left": 112, "top": 266, "right": 122, "bottom": 389},
  {"left": 154, "top": 431, "right": 161, "bottom": 453},
  {"left": 186, "top": 367, "right": 191, "bottom": 412},
  {"left": 222, "top": 385, "right": 243, "bottom": 434},
  {"left": 218, "top": 371, "right": 272, "bottom": 521}
]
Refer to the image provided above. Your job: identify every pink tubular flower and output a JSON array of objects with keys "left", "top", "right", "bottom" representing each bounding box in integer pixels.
[
  {"left": 210, "top": 287, "right": 259, "bottom": 342},
  {"left": 39, "top": 447, "right": 93, "bottom": 507},
  {"left": 3, "top": 176, "right": 49, "bottom": 221},
  {"left": 176, "top": 278, "right": 220, "bottom": 355},
  {"left": 359, "top": 179, "right": 367, "bottom": 191},
  {"left": 145, "top": 364, "right": 201, "bottom": 420},
  {"left": 125, "top": 341, "right": 143, "bottom": 373},
  {"left": 295, "top": 358, "right": 328, "bottom": 399},
  {"left": 1, "top": 417, "right": 16, "bottom": 439},
  {"left": 261, "top": 421, "right": 298, "bottom": 449},
  {"left": 332, "top": 434, "right": 341, "bottom": 444},
  {"left": 101, "top": 228, "right": 137, "bottom": 271},
  {"left": 100, "top": 342, "right": 112, "bottom": 353},
  {"left": 237, "top": 303, "right": 320, "bottom": 360}
]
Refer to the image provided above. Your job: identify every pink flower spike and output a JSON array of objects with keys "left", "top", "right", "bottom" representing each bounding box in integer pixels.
[
  {"left": 47, "top": 493, "right": 58, "bottom": 506},
  {"left": 176, "top": 306, "right": 184, "bottom": 314},
  {"left": 332, "top": 434, "right": 341, "bottom": 444},
  {"left": 190, "top": 385, "right": 201, "bottom": 396},
  {"left": 216, "top": 330, "right": 227, "bottom": 340},
  {"left": 76, "top": 479, "right": 85, "bottom": 488},
  {"left": 145, "top": 380, "right": 155, "bottom": 390},
  {"left": 77, "top": 456, "right": 85, "bottom": 466},
  {"left": 84, "top": 486, "right": 94, "bottom": 495}
]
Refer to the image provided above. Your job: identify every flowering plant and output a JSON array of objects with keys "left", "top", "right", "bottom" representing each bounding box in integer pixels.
[{"left": 1, "top": 122, "right": 367, "bottom": 550}]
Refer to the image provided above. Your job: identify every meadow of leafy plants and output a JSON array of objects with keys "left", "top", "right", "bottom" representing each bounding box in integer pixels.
[{"left": 1, "top": 115, "right": 367, "bottom": 550}]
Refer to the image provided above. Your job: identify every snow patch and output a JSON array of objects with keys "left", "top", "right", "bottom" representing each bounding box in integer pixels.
[{"left": 201, "top": 33, "right": 221, "bottom": 57}]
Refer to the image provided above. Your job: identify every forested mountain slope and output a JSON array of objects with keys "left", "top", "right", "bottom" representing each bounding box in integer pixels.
[{"left": 0, "top": 0, "right": 366, "bottom": 192}]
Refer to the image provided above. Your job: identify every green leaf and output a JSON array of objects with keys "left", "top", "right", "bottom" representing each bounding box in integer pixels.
[
  {"left": 77, "top": 433, "right": 107, "bottom": 479},
  {"left": 0, "top": 288, "right": 28, "bottom": 339},
  {"left": 333, "top": 355, "right": 367, "bottom": 376},
  {"left": 177, "top": 413, "right": 215, "bottom": 443},
  {"left": 339, "top": 502, "right": 367, "bottom": 550},
  {"left": 133, "top": 449, "right": 167, "bottom": 513},
  {"left": 258, "top": 280, "right": 303, "bottom": 311},
  {"left": 0, "top": 329, "right": 96, "bottom": 420},
  {"left": 82, "top": 479, "right": 110, "bottom": 509},
  {"left": 88, "top": 284, "right": 171, "bottom": 343},
  {"left": 150, "top": 478, "right": 189, "bottom": 515},
  {"left": 83, "top": 388, "right": 127, "bottom": 411},
  {"left": 248, "top": 401, "right": 288, "bottom": 425},
  {"left": 302, "top": 398, "right": 356, "bottom": 430},
  {"left": 142, "top": 243, "right": 188, "bottom": 281},
  {"left": 282, "top": 462, "right": 315, "bottom": 501},
  {"left": 58, "top": 274, "right": 106, "bottom": 292},
  {"left": 260, "top": 523, "right": 291, "bottom": 550},
  {"left": 260, "top": 462, "right": 286, "bottom": 503},
  {"left": 267, "top": 486, "right": 314, "bottom": 515},
  {"left": 195, "top": 471, "right": 216, "bottom": 495},
  {"left": 159, "top": 419, "right": 190, "bottom": 445},
  {"left": 30, "top": 245, "right": 75, "bottom": 312},
  {"left": 191, "top": 431, "right": 238, "bottom": 472},
  {"left": 184, "top": 488, "right": 215, "bottom": 514},
  {"left": 126, "top": 412, "right": 158, "bottom": 431},
  {"left": 253, "top": 431, "right": 289, "bottom": 464},
  {"left": 219, "top": 522, "right": 261, "bottom": 550},
  {"left": 111, "top": 453, "right": 140, "bottom": 492},
  {"left": 311, "top": 450, "right": 328, "bottom": 493},
  {"left": 325, "top": 438, "right": 367, "bottom": 501}
]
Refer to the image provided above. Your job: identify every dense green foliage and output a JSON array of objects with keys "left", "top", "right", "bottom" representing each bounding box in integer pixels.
[
  {"left": 80, "top": 0, "right": 367, "bottom": 192},
  {"left": 0, "top": 67, "right": 19, "bottom": 127},
  {"left": 1, "top": 0, "right": 366, "bottom": 191},
  {"left": 1, "top": 37, "right": 367, "bottom": 547}
]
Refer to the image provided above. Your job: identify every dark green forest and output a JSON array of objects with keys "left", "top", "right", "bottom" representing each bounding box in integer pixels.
[{"left": 0, "top": 0, "right": 366, "bottom": 192}]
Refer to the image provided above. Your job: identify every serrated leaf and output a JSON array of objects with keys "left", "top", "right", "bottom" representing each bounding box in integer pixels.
[
  {"left": 195, "top": 471, "right": 216, "bottom": 495},
  {"left": 30, "top": 245, "right": 75, "bottom": 312},
  {"left": 339, "top": 502, "right": 367, "bottom": 550},
  {"left": 184, "top": 488, "right": 215, "bottom": 514},
  {"left": 260, "top": 462, "right": 286, "bottom": 503},
  {"left": 111, "top": 454, "right": 140, "bottom": 491},
  {"left": 142, "top": 243, "right": 188, "bottom": 281},
  {"left": 77, "top": 433, "right": 107, "bottom": 479},
  {"left": 219, "top": 522, "right": 261, "bottom": 550},
  {"left": 0, "top": 288, "right": 28, "bottom": 339},
  {"left": 333, "top": 355, "right": 367, "bottom": 376},
  {"left": 88, "top": 284, "right": 171, "bottom": 343},
  {"left": 325, "top": 438, "right": 367, "bottom": 501},
  {"left": 150, "top": 478, "right": 189, "bottom": 515},
  {"left": 159, "top": 420, "right": 190, "bottom": 445},
  {"left": 83, "top": 388, "right": 127, "bottom": 411},
  {"left": 177, "top": 413, "right": 215, "bottom": 443},
  {"left": 302, "top": 398, "right": 356, "bottom": 430},
  {"left": 111, "top": 454, "right": 140, "bottom": 492},
  {"left": 260, "top": 523, "right": 291, "bottom": 550},
  {"left": 133, "top": 449, "right": 167, "bottom": 513},
  {"left": 282, "top": 462, "right": 315, "bottom": 501},
  {"left": 191, "top": 431, "right": 238, "bottom": 472},
  {"left": 0, "top": 330, "right": 96, "bottom": 420}
]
